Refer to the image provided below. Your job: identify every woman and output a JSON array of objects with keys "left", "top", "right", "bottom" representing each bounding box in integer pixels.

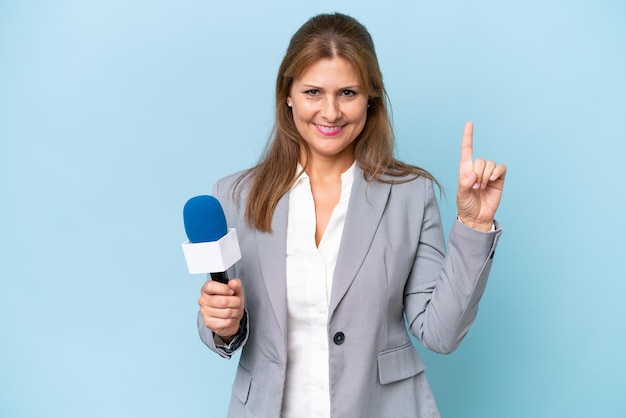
[{"left": 197, "top": 12, "right": 506, "bottom": 418}]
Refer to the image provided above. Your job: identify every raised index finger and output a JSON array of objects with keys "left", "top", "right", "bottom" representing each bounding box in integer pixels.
[{"left": 460, "top": 121, "right": 474, "bottom": 165}]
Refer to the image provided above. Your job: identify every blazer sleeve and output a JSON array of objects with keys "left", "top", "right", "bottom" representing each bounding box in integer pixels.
[{"left": 403, "top": 179, "right": 502, "bottom": 354}]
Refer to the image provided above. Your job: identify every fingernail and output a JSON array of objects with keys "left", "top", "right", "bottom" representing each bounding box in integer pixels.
[{"left": 472, "top": 183, "right": 480, "bottom": 189}]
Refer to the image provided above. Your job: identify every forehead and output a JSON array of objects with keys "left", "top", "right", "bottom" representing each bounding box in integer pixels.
[{"left": 295, "top": 56, "right": 362, "bottom": 85}]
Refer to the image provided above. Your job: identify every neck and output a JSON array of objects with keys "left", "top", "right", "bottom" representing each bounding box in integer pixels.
[{"left": 300, "top": 154, "right": 355, "bottom": 183}]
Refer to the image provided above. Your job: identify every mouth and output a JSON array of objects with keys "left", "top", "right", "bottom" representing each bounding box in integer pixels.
[{"left": 315, "top": 124, "right": 345, "bottom": 137}]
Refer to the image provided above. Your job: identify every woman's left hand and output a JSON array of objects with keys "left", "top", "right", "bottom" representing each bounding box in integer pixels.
[{"left": 456, "top": 122, "right": 507, "bottom": 232}]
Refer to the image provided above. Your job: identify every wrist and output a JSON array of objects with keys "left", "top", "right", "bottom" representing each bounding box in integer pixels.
[
  {"left": 218, "top": 333, "right": 236, "bottom": 344},
  {"left": 457, "top": 215, "right": 494, "bottom": 232}
]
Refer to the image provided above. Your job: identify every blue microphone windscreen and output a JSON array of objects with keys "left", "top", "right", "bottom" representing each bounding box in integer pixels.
[{"left": 183, "top": 195, "right": 228, "bottom": 243}]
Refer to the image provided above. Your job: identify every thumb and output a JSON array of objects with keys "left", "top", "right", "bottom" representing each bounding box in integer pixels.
[
  {"left": 228, "top": 278, "right": 243, "bottom": 296},
  {"left": 458, "top": 170, "right": 477, "bottom": 196}
]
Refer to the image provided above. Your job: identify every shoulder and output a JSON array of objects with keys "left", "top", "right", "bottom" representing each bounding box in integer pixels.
[
  {"left": 352, "top": 166, "right": 439, "bottom": 217},
  {"left": 356, "top": 162, "right": 438, "bottom": 197},
  {"left": 210, "top": 168, "right": 255, "bottom": 224},
  {"left": 371, "top": 169, "right": 437, "bottom": 199},
  {"left": 386, "top": 176, "right": 437, "bottom": 213},
  {"left": 212, "top": 169, "right": 252, "bottom": 201}
]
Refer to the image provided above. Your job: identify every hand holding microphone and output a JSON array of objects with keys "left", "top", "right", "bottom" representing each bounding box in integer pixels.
[
  {"left": 199, "top": 277, "right": 245, "bottom": 341},
  {"left": 182, "top": 195, "right": 245, "bottom": 340}
]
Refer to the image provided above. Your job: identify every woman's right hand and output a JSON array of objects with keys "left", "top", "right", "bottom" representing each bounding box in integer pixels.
[{"left": 198, "top": 278, "right": 245, "bottom": 343}]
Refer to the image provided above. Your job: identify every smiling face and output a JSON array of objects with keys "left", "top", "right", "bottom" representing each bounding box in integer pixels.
[{"left": 287, "top": 56, "right": 369, "bottom": 167}]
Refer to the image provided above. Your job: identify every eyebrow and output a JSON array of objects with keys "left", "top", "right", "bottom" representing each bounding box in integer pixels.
[{"left": 299, "top": 83, "right": 362, "bottom": 90}]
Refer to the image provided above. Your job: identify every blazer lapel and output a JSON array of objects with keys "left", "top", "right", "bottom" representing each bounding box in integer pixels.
[
  {"left": 255, "top": 193, "right": 289, "bottom": 338},
  {"left": 329, "top": 166, "right": 391, "bottom": 319}
]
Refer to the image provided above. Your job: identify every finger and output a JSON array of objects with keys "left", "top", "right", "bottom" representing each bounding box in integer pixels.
[
  {"left": 202, "top": 315, "right": 239, "bottom": 336},
  {"left": 201, "top": 279, "right": 233, "bottom": 296},
  {"left": 490, "top": 164, "right": 507, "bottom": 181},
  {"left": 471, "top": 158, "right": 486, "bottom": 189},
  {"left": 227, "top": 278, "right": 243, "bottom": 296},
  {"left": 460, "top": 121, "right": 474, "bottom": 165},
  {"left": 202, "top": 305, "right": 241, "bottom": 320},
  {"left": 199, "top": 293, "right": 242, "bottom": 310},
  {"left": 480, "top": 160, "right": 496, "bottom": 189}
]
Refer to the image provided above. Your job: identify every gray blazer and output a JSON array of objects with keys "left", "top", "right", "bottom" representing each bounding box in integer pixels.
[{"left": 198, "top": 165, "right": 502, "bottom": 417}]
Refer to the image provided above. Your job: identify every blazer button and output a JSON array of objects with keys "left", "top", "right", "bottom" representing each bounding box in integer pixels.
[{"left": 333, "top": 332, "right": 345, "bottom": 345}]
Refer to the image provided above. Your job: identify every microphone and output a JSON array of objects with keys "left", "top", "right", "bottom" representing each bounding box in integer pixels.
[{"left": 181, "top": 195, "right": 241, "bottom": 284}]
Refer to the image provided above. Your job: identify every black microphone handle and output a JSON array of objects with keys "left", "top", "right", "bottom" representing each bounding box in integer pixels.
[{"left": 210, "top": 271, "right": 229, "bottom": 284}]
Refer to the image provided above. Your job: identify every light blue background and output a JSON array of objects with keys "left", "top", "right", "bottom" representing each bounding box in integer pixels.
[{"left": 1, "top": 1, "right": 625, "bottom": 417}]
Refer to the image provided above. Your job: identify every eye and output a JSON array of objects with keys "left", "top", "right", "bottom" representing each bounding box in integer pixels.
[
  {"left": 341, "top": 90, "right": 357, "bottom": 97},
  {"left": 305, "top": 89, "right": 320, "bottom": 96}
]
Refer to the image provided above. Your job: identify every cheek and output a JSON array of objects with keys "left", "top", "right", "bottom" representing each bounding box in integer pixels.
[
  {"left": 354, "top": 107, "right": 369, "bottom": 128},
  {"left": 290, "top": 108, "right": 312, "bottom": 137},
  {"left": 293, "top": 104, "right": 317, "bottom": 124},
  {"left": 292, "top": 109, "right": 307, "bottom": 126},
  {"left": 349, "top": 100, "right": 369, "bottom": 121}
]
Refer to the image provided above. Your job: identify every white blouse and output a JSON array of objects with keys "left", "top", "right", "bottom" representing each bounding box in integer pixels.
[{"left": 281, "top": 163, "right": 355, "bottom": 418}]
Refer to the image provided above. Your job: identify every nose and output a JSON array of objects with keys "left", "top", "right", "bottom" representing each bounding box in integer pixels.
[{"left": 320, "top": 96, "right": 341, "bottom": 121}]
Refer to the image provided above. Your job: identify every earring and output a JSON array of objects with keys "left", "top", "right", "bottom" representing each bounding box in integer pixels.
[{"left": 286, "top": 100, "right": 292, "bottom": 107}]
